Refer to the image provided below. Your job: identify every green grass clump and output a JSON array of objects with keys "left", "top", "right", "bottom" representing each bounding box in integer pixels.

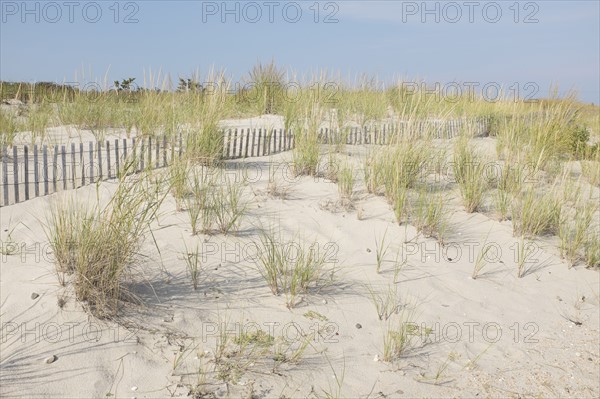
[
  {"left": 45, "top": 170, "right": 166, "bottom": 318},
  {"left": 0, "top": 109, "right": 24, "bottom": 146},
  {"left": 292, "top": 127, "right": 321, "bottom": 177},
  {"left": 512, "top": 186, "right": 562, "bottom": 238},
  {"left": 453, "top": 136, "right": 488, "bottom": 213},
  {"left": 169, "top": 158, "right": 190, "bottom": 211},
  {"left": 211, "top": 171, "right": 248, "bottom": 235},
  {"left": 337, "top": 161, "right": 355, "bottom": 201},
  {"left": 580, "top": 150, "right": 600, "bottom": 187},
  {"left": 492, "top": 163, "right": 525, "bottom": 221},
  {"left": 559, "top": 201, "right": 598, "bottom": 268},
  {"left": 584, "top": 234, "right": 600, "bottom": 268},
  {"left": 253, "top": 228, "right": 336, "bottom": 308},
  {"left": 382, "top": 301, "right": 418, "bottom": 362},
  {"left": 181, "top": 241, "right": 203, "bottom": 290},
  {"left": 412, "top": 186, "right": 449, "bottom": 243}
]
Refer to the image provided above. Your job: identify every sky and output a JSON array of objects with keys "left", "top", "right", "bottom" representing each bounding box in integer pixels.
[{"left": 1, "top": 0, "right": 599, "bottom": 103}]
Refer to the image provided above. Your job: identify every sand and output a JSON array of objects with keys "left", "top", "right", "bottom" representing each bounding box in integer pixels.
[{"left": 1, "top": 119, "right": 599, "bottom": 398}]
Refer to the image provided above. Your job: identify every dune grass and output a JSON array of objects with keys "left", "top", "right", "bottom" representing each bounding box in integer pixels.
[
  {"left": 512, "top": 185, "right": 562, "bottom": 238},
  {"left": 253, "top": 228, "right": 336, "bottom": 308},
  {"left": 580, "top": 150, "right": 600, "bottom": 187},
  {"left": 412, "top": 185, "right": 450, "bottom": 243},
  {"left": 182, "top": 240, "right": 203, "bottom": 290},
  {"left": 471, "top": 229, "right": 494, "bottom": 279},
  {"left": 453, "top": 136, "right": 488, "bottom": 213},
  {"left": 292, "top": 105, "right": 322, "bottom": 177},
  {"left": 169, "top": 158, "right": 190, "bottom": 211},
  {"left": 492, "top": 163, "right": 526, "bottom": 221},
  {"left": 559, "top": 200, "right": 598, "bottom": 268},
  {"left": 337, "top": 161, "right": 355, "bottom": 201},
  {"left": 584, "top": 234, "right": 600, "bottom": 268},
  {"left": 382, "top": 302, "right": 418, "bottom": 362},
  {"left": 44, "top": 169, "right": 166, "bottom": 317}
]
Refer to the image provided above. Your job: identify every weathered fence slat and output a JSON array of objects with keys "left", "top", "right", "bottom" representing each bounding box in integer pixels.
[
  {"left": 140, "top": 138, "right": 145, "bottom": 171},
  {"left": 115, "top": 139, "right": 120, "bottom": 176},
  {"left": 155, "top": 137, "right": 160, "bottom": 168},
  {"left": 244, "top": 128, "right": 250, "bottom": 158},
  {"left": 250, "top": 129, "right": 256, "bottom": 157},
  {"left": 147, "top": 136, "right": 152, "bottom": 170},
  {"left": 61, "top": 146, "right": 67, "bottom": 190},
  {"left": 34, "top": 144, "right": 39, "bottom": 197},
  {"left": 231, "top": 129, "right": 238, "bottom": 159},
  {"left": 13, "top": 146, "right": 19, "bottom": 204},
  {"left": 89, "top": 142, "right": 94, "bottom": 184},
  {"left": 97, "top": 141, "right": 103, "bottom": 181},
  {"left": 43, "top": 145, "right": 49, "bottom": 195},
  {"left": 3, "top": 146, "right": 9, "bottom": 205},
  {"left": 52, "top": 145, "right": 58, "bottom": 193},
  {"left": 262, "top": 129, "right": 268, "bottom": 156},
  {"left": 123, "top": 138, "right": 128, "bottom": 174},
  {"left": 24, "top": 145, "right": 29, "bottom": 200},
  {"left": 225, "top": 129, "right": 231, "bottom": 159},
  {"left": 71, "top": 143, "right": 76, "bottom": 189},
  {"left": 80, "top": 143, "right": 84, "bottom": 187},
  {"left": 178, "top": 132, "right": 183, "bottom": 158},
  {"left": 162, "top": 136, "right": 167, "bottom": 167},
  {"left": 106, "top": 140, "right": 112, "bottom": 179},
  {"left": 279, "top": 129, "right": 283, "bottom": 152},
  {"left": 238, "top": 129, "right": 244, "bottom": 158},
  {"left": 256, "top": 129, "right": 262, "bottom": 157}
]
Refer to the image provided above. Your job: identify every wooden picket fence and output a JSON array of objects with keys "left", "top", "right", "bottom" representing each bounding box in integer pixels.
[{"left": 0, "top": 117, "right": 490, "bottom": 207}]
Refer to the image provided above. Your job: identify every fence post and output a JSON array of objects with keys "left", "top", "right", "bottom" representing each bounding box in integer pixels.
[
  {"left": 224, "top": 129, "right": 231, "bottom": 159},
  {"left": 115, "top": 139, "right": 120, "bottom": 177},
  {"left": 244, "top": 128, "right": 250, "bottom": 158},
  {"left": 262, "top": 128, "right": 268, "bottom": 155},
  {"left": 155, "top": 137, "right": 160, "bottom": 168},
  {"left": 2, "top": 146, "right": 9, "bottom": 205},
  {"left": 147, "top": 136, "right": 152, "bottom": 169},
  {"left": 89, "top": 142, "right": 94, "bottom": 184},
  {"left": 80, "top": 142, "right": 84, "bottom": 187},
  {"left": 162, "top": 135, "right": 167, "bottom": 167},
  {"left": 238, "top": 128, "right": 244, "bottom": 158},
  {"left": 52, "top": 145, "right": 58, "bottom": 193},
  {"left": 43, "top": 145, "right": 49, "bottom": 195},
  {"left": 131, "top": 137, "right": 137, "bottom": 173},
  {"left": 33, "top": 144, "right": 39, "bottom": 197},
  {"left": 61, "top": 145, "right": 67, "bottom": 190},
  {"left": 24, "top": 145, "right": 29, "bottom": 200},
  {"left": 13, "top": 146, "right": 19, "bottom": 203},
  {"left": 106, "top": 140, "right": 112, "bottom": 179},
  {"left": 231, "top": 129, "right": 238, "bottom": 159},
  {"left": 71, "top": 143, "right": 76, "bottom": 189},
  {"left": 256, "top": 129, "right": 262, "bottom": 157},
  {"left": 140, "top": 138, "right": 145, "bottom": 171},
  {"left": 278, "top": 129, "right": 283, "bottom": 152},
  {"left": 178, "top": 132, "right": 183, "bottom": 159}
]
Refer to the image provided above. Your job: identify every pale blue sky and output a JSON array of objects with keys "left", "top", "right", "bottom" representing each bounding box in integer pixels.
[{"left": 1, "top": 1, "right": 598, "bottom": 103}]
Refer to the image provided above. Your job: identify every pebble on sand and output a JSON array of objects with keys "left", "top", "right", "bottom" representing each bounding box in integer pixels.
[
  {"left": 44, "top": 355, "right": 57, "bottom": 364},
  {"left": 31, "top": 293, "right": 40, "bottom": 300}
]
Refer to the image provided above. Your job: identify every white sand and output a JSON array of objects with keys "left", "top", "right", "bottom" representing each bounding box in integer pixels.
[{"left": 1, "top": 129, "right": 599, "bottom": 398}]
